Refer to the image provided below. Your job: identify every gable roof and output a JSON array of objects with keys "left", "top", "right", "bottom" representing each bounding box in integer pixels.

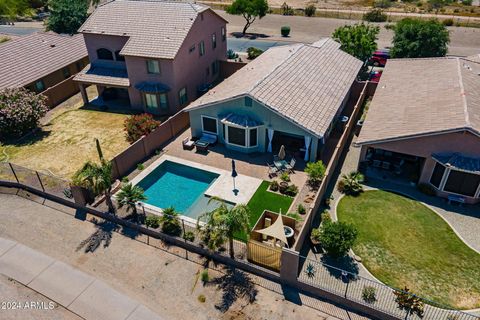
[
  {"left": 185, "top": 38, "right": 363, "bottom": 138},
  {"left": 79, "top": 0, "right": 223, "bottom": 59},
  {"left": 356, "top": 57, "right": 480, "bottom": 146},
  {"left": 0, "top": 32, "right": 87, "bottom": 88}
]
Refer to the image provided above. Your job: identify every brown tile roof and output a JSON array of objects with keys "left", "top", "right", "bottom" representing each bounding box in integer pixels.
[
  {"left": 0, "top": 32, "right": 87, "bottom": 88},
  {"left": 185, "top": 38, "right": 362, "bottom": 138},
  {"left": 79, "top": 0, "right": 218, "bottom": 59},
  {"left": 74, "top": 64, "right": 130, "bottom": 87},
  {"left": 356, "top": 57, "right": 480, "bottom": 145}
]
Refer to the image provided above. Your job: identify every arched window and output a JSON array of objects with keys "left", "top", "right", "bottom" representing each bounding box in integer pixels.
[
  {"left": 115, "top": 50, "right": 125, "bottom": 61},
  {"left": 96, "top": 48, "right": 113, "bottom": 60}
]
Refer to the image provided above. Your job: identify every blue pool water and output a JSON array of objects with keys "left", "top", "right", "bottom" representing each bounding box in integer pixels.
[{"left": 137, "top": 161, "right": 219, "bottom": 215}]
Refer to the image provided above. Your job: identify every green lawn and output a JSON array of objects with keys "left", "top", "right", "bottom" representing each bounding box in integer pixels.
[
  {"left": 236, "top": 181, "right": 293, "bottom": 241},
  {"left": 337, "top": 190, "right": 480, "bottom": 309}
]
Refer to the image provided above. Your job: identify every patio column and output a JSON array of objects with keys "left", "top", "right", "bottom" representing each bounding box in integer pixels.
[
  {"left": 267, "top": 128, "right": 274, "bottom": 153},
  {"left": 79, "top": 84, "right": 89, "bottom": 105},
  {"left": 304, "top": 136, "right": 311, "bottom": 162}
]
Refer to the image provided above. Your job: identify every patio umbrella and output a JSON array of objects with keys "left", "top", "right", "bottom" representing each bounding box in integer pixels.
[
  {"left": 231, "top": 159, "right": 238, "bottom": 194},
  {"left": 278, "top": 145, "right": 286, "bottom": 160}
]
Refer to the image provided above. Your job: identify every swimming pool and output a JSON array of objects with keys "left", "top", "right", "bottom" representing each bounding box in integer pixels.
[{"left": 136, "top": 160, "right": 219, "bottom": 216}]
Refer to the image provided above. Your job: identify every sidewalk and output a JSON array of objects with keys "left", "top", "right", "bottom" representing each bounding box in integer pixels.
[{"left": 0, "top": 238, "right": 163, "bottom": 320}]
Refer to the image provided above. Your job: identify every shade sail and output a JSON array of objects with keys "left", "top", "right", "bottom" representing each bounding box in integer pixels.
[
  {"left": 255, "top": 215, "right": 288, "bottom": 245},
  {"left": 432, "top": 153, "right": 480, "bottom": 174}
]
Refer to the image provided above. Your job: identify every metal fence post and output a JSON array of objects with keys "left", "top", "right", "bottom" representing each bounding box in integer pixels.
[
  {"left": 35, "top": 171, "right": 45, "bottom": 192},
  {"left": 8, "top": 163, "right": 19, "bottom": 183}
]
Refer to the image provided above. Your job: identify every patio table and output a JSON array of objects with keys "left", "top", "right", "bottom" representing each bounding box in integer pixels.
[
  {"left": 274, "top": 160, "right": 287, "bottom": 170},
  {"left": 195, "top": 140, "right": 209, "bottom": 153}
]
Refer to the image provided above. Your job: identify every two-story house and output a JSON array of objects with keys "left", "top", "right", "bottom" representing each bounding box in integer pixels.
[{"left": 74, "top": 0, "right": 227, "bottom": 116}]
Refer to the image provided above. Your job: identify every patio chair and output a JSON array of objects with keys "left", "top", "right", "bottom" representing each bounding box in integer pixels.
[
  {"left": 267, "top": 163, "right": 279, "bottom": 178},
  {"left": 284, "top": 158, "right": 296, "bottom": 173},
  {"left": 182, "top": 137, "right": 195, "bottom": 150}
]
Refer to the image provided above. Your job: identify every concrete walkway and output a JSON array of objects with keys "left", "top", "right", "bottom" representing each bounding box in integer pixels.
[{"left": 0, "top": 238, "right": 163, "bottom": 320}]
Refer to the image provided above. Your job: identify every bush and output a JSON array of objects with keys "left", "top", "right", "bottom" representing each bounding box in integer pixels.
[
  {"left": 269, "top": 180, "right": 280, "bottom": 191},
  {"left": 279, "top": 182, "right": 289, "bottom": 194},
  {"left": 363, "top": 9, "right": 387, "bottom": 22},
  {"left": 338, "top": 171, "right": 364, "bottom": 196},
  {"left": 321, "top": 210, "right": 332, "bottom": 224},
  {"left": 305, "top": 161, "right": 326, "bottom": 186},
  {"left": 124, "top": 113, "right": 161, "bottom": 143},
  {"left": 286, "top": 212, "right": 302, "bottom": 221},
  {"left": 160, "top": 207, "right": 182, "bottom": 236},
  {"left": 285, "top": 184, "right": 298, "bottom": 197},
  {"left": 362, "top": 286, "right": 377, "bottom": 304},
  {"left": 281, "top": 2, "right": 294, "bottom": 15},
  {"left": 310, "top": 228, "right": 321, "bottom": 243},
  {"left": 200, "top": 269, "right": 209, "bottom": 284},
  {"left": 183, "top": 231, "right": 195, "bottom": 242},
  {"left": 145, "top": 215, "right": 161, "bottom": 229},
  {"left": 280, "top": 172, "right": 290, "bottom": 182},
  {"left": 319, "top": 221, "right": 358, "bottom": 258},
  {"left": 297, "top": 204, "right": 306, "bottom": 215},
  {"left": 417, "top": 183, "right": 436, "bottom": 196},
  {"left": 304, "top": 4, "right": 316, "bottom": 16},
  {"left": 281, "top": 25, "right": 291, "bottom": 37},
  {"left": 197, "top": 294, "right": 206, "bottom": 303},
  {"left": 227, "top": 49, "right": 239, "bottom": 59},
  {"left": 247, "top": 47, "right": 264, "bottom": 60},
  {"left": 442, "top": 18, "right": 454, "bottom": 26},
  {"left": 0, "top": 88, "right": 48, "bottom": 139}
]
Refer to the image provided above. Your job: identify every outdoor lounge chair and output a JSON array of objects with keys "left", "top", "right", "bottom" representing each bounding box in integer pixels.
[
  {"left": 198, "top": 132, "right": 217, "bottom": 145},
  {"left": 182, "top": 137, "right": 195, "bottom": 150},
  {"left": 284, "top": 158, "right": 296, "bottom": 173},
  {"left": 267, "top": 163, "right": 279, "bottom": 178}
]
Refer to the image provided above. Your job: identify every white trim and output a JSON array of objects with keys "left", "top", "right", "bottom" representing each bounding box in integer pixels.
[{"left": 201, "top": 115, "right": 218, "bottom": 135}]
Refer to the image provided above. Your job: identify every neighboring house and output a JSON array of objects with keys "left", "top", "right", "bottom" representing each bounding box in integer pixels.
[
  {"left": 184, "top": 38, "right": 363, "bottom": 162},
  {"left": 0, "top": 32, "right": 88, "bottom": 107},
  {"left": 74, "top": 0, "right": 227, "bottom": 116},
  {"left": 356, "top": 57, "right": 480, "bottom": 204}
]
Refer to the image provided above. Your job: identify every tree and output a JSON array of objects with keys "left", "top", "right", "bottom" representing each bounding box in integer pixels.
[
  {"left": 124, "top": 113, "right": 161, "bottom": 143},
  {"left": 394, "top": 287, "right": 425, "bottom": 319},
  {"left": 319, "top": 221, "right": 358, "bottom": 258},
  {"left": 160, "top": 207, "right": 182, "bottom": 236},
  {"left": 0, "top": 0, "right": 31, "bottom": 18},
  {"left": 0, "top": 88, "right": 48, "bottom": 140},
  {"left": 305, "top": 160, "right": 326, "bottom": 186},
  {"left": 116, "top": 183, "right": 147, "bottom": 222},
  {"left": 337, "top": 171, "right": 365, "bottom": 196},
  {"left": 332, "top": 23, "right": 379, "bottom": 62},
  {"left": 46, "top": 0, "right": 88, "bottom": 35},
  {"left": 226, "top": 0, "right": 269, "bottom": 35},
  {"left": 197, "top": 207, "right": 227, "bottom": 252},
  {"left": 391, "top": 18, "right": 450, "bottom": 58}
]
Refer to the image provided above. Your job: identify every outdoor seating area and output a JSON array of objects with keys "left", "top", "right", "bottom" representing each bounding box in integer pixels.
[{"left": 249, "top": 210, "right": 297, "bottom": 248}]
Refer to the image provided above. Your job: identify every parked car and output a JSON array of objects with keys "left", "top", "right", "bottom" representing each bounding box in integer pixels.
[
  {"left": 35, "top": 12, "right": 50, "bottom": 20},
  {"left": 369, "top": 70, "right": 383, "bottom": 83},
  {"left": 369, "top": 49, "right": 390, "bottom": 67}
]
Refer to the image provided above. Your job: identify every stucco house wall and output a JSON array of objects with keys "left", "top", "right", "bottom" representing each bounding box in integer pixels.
[{"left": 188, "top": 96, "right": 320, "bottom": 161}]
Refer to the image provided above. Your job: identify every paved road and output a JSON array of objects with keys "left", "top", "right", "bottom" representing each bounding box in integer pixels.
[
  {"left": 0, "top": 25, "right": 42, "bottom": 36},
  {"left": 227, "top": 37, "right": 290, "bottom": 52}
]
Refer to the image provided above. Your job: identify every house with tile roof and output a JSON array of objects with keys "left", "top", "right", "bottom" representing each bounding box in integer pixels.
[
  {"left": 0, "top": 32, "right": 88, "bottom": 107},
  {"left": 74, "top": 0, "right": 227, "bottom": 116},
  {"left": 356, "top": 56, "right": 480, "bottom": 204},
  {"left": 184, "top": 38, "right": 363, "bottom": 161}
]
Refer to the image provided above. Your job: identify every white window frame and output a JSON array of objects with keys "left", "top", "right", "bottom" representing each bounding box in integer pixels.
[
  {"left": 429, "top": 159, "right": 480, "bottom": 198},
  {"left": 224, "top": 122, "right": 260, "bottom": 149},
  {"left": 201, "top": 115, "right": 218, "bottom": 135},
  {"left": 147, "top": 60, "right": 161, "bottom": 74}
]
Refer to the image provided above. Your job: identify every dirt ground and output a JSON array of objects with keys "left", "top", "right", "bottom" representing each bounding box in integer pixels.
[
  {"left": 0, "top": 87, "right": 130, "bottom": 179},
  {"left": 0, "top": 193, "right": 371, "bottom": 320}
]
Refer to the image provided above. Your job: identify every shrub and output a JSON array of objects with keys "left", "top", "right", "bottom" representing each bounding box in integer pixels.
[
  {"left": 247, "top": 47, "right": 264, "bottom": 60},
  {"left": 363, "top": 9, "right": 387, "bottom": 22},
  {"left": 319, "top": 221, "right": 358, "bottom": 258},
  {"left": 281, "top": 2, "right": 294, "bottom": 15},
  {"left": 160, "top": 207, "right": 182, "bottom": 236},
  {"left": 304, "top": 4, "right": 316, "bottom": 16},
  {"left": 297, "top": 204, "right": 306, "bottom": 215},
  {"left": 394, "top": 287, "right": 425, "bottom": 318},
  {"left": 200, "top": 269, "right": 209, "bottom": 284},
  {"left": 0, "top": 88, "right": 48, "bottom": 139},
  {"left": 417, "top": 183, "right": 436, "bottom": 196},
  {"left": 286, "top": 212, "right": 302, "bottom": 221},
  {"left": 305, "top": 160, "right": 326, "bottom": 186},
  {"left": 362, "top": 286, "right": 377, "bottom": 304},
  {"left": 137, "top": 163, "right": 145, "bottom": 171},
  {"left": 310, "top": 228, "right": 321, "bottom": 243},
  {"left": 337, "top": 171, "right": 364, "bottom": 195},
  {"left": 285, "top": 184, "right": 298, "bottom": 197},
  {"left": 279, "top": 182, "right": 289, "bottom": 194},
  {"left": 442, "top": 18, "right": 454, "bottom": 26},
  {"left": 145, "top": 215, "right": 161, "bottom": 229},
  {"left": 183, "top": 231, "right": 195, "bottom": 242},
  {"left": 281, "top": 25, "right": 291, "bottom": 37},
  {"left": 124, "top": 113, "right": 161, "bottom": 143},
  {"left": 197, "top": 294, "right": 206, "bottom": 303},
  {"left": 280, "top": 172, "right": 290, "bottom": 182},
  {"left": 321, "top": 210, "right": 332, "bottom": 224},
  {"left": 227, "top": 49, "right": 239, "bottom": 59},
  {"left": 269, "top": 180, "right": 280, "bottom": 191}
]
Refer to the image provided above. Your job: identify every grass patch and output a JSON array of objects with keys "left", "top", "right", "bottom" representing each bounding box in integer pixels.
[
  {"left": 236, "top": 181, "right": 293, "bottom": 242},
  {"left": 337, "top": 190, "right": 480, "bottom": 309}
]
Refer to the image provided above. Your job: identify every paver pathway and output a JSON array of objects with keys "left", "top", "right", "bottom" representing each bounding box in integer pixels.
[{"left": 0, "top": 237, "right": 163, "bottom": 320}]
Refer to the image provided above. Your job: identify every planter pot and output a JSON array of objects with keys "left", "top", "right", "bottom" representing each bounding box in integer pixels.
[{"left": 310, "top": 237, "right": 321, "bottom": 246}]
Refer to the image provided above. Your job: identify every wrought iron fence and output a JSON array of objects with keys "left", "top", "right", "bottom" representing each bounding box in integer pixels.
[{"left": 298, "top": 255, "right": 480, "bottom": 320}]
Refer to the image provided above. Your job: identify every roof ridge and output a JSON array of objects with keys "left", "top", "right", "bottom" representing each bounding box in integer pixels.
[{"left": 456, "top": 58, "right": 470, "bottom": 127}]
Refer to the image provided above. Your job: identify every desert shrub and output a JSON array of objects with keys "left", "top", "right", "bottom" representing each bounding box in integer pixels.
[
  {"left": 297, "top": 204, "right": 306, "bottom": 215},
  {"left": 417, "top": 183, "right": 436, "bottom": 196},
  {"left": 124, "top": 113, "right": 161, "bottom": 143},
  {"left": 269, "top": 180, "right": 280, "bottom": 191},
  {"left": 363, "top": 9, "right": 387, "bottom": 22},
  {"left": 362, "top": 286, "right": 377, "bottom": 304},
  {"left": 285, "top": 184, "right": 298, "bottom": 197},
  {"left": 394, "top": 287, "right": 425, "bottom": 318},
  {"left": 160, "top": 207, "right": 182, "bottom": 236},
  {"left": 137, "top": 163, "right": 144, "bottom": 171},
  {"left": 227, "top": 49, "right": 239, "bottom": 59},
  {"left": 321, "top": 210, "right": 332, "bottom": 224},
  {"left": 281, "top": 25, "right": 291, "bottom": 37},
  {"left": 197, "top": 294, "right": 206, "bottom": 303},
  {"left": 442, "top": 18, "right": 454, "bottom": 26},
  {"left": 305, "top": 160, "right": 326, "bottom": 186},
  {"left": 247, "top": 47, "right": 264, "bottom": 60},
  {"left": 304, "top": 4, "right": 316, "bottom": 16},
  {"left": 145, "top": 215, "right": 161, "bottom": 229},
  {"left": 0, "top": 88, "right": 48, "bottom": 139},
  {"left": 319, "top": 221, "right": 358, "bottom": 258},
  {"left": 281, "top": 2, "right": 294, "bottom": 15},
  {"left": 183, "top": 231, "right": 195, "bottom": 242},
  {"left": 201, "top": 269, "right": 209, "bottom": 284}
]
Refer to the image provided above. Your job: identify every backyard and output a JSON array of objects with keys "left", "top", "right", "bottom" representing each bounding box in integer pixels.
[
  {"left": 0, "top": 88, "right": 131, "bottom": 179},
  {"left": 337, "top": 190, "right": 480, "bottom": 309}
]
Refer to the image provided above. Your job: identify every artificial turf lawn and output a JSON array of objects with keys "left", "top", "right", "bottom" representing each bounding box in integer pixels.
[
  {"left": 337, "top": 190, "right": 480, "bottom": 309},
  {"left": 236, "top": 181, "right": 293, "bottom": 242}
]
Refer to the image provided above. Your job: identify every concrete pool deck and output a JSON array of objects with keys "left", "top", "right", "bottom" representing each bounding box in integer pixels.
[{"left": 130, "top": 155, "right": 262, "bottom": 210}]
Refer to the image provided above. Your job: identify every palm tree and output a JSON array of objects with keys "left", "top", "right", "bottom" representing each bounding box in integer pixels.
[
  {"left": 197, "top": 203, "right": 227, "bottom": 252},
  {"left": 338, "top": 171, "right": 365, "bottom": 196},
  {"left": 160, "top": 207, "right": 181, "bottom": 236},
  {"left": 116, "top": 183, "right": 146, "bottom": 222}
]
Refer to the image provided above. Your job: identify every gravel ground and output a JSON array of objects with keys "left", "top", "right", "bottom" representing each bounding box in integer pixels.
[{"left": 0, "top": 192, "right": 373, "bottom": 320}]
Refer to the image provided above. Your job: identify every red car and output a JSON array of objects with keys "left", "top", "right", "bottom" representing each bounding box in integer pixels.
[
  {"left": 369, "top": 49, "right": 390, "bottom": 67},
  {"left": 369, "top": 70, "right": 383, "bottom": 83}
]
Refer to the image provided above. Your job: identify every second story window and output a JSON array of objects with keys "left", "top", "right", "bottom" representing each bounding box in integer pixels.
[
  {"left": 115, "top": 50, "right": 125, "bottom": 61},
  {"left": 199, "top": 41, "right": 205, "bottom": 57},
  {"left": 97, "top": 48, "right": 113, "bottom": 60},
  {"left": 212, "top": 33, "right": 216, "bottom": 49},
  {"left": 189, "top": 45, "right": 195, "bottom": 53},
  {"left": 62, "top": 67, "right": 71, "bottom": 79},
  {"left": 179, "top": 87, "right": 188, "bottom": 105},
  {"left": 146, "top": 60, "right": 160, "bottom": 74},
  {"left": 221, "top": 27, "right": 226, "bottom": 41},
  {"left": 34, "top": 79, "right": 45, "bottom": 92}
]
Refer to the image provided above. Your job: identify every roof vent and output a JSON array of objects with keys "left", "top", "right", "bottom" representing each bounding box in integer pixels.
[{"left": 50, "top": 44, "right": 56, "bottom": 48}]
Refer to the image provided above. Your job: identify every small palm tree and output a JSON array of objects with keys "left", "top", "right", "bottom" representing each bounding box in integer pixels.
[
  {"left": 197, "top": 204, "right": 227, "bottom": 252},
  {"left": 160, "top": 207, "right": 182, "bottom": 236},
  {"left": 116, "top": 183, "right": 146, "bottom": 222},
  {"left": 338, "top": 171, "right": 365, "bottom": 196}
]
